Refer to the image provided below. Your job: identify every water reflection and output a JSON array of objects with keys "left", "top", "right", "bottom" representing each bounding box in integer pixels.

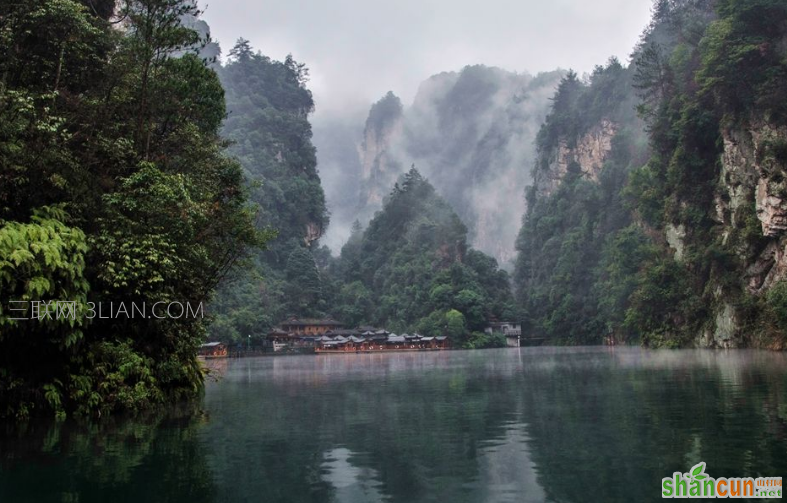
[
  {"left": 1, "top": 348, "right": 786, "bottom": 503},
  {"left": 475, "top": 423, "right": 545, "bottom": 503},
  {"left": 0, "top": 406, "right": 215, "bottom": 503},
  {"left": 321, "top": 448, "right": 385, "bottom": 502}
]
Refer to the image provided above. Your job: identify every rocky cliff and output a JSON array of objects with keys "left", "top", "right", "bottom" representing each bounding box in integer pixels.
[
  {"left": 348, "top": 67, "right": 563, "bottom": 266},
  {"left": 357, "top": 92, "right": 404, "bottom": 223},
  {"left": 696, "top": 121, "right": 787, "bottom": 348},
  {"left": 533, "top": 119, "right": 618, "bottom": 198},
  {"left": 515, "top": 0, "right": 787, "bottom": 349}
]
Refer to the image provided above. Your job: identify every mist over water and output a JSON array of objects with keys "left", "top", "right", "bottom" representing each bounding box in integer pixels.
[{"left": 3, "top": 348, "right": 786, "bottom": 503}]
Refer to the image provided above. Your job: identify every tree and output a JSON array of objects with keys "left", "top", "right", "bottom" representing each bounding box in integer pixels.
[
  {"left": 0, "top": 0, "right": 263, "bottom": 418},
  {"left": 328, "top": 168, "right": 513, "bottom": 339},
  {"left": 445, "top": 310, "right": 467, "bottom": 338},
  {"left": 284, "top": 245, "right": 322, "bottom": 315},
  {"left": 207, "top": 39, "right": 329, "bottom": 338}
]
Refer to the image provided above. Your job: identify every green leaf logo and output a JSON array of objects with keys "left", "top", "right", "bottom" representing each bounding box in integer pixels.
[{"left": 691, "top": 462, "right": 706, "bottom": 478}]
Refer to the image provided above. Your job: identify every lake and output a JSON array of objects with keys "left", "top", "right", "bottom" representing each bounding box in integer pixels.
[{"left": 1, "top": 347, "right": 786, "bottom": 502}]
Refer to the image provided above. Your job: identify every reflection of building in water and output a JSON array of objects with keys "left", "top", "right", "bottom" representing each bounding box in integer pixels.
[
  {"left": 321, "top": 447, "right": 385, "bottom": 501},
  {"left": 485, "top": 322, "right": 522, "bottom": 347}
]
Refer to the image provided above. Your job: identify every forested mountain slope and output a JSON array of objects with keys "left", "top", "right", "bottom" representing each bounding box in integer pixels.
[
  {"left": 327, "top": 168, "right": 515, "bottom": 348},
  {"left": 515, "top": 0, "right": 787, "bottom": 349},
  {"left": 0, "top": 0, "right": 261, "bottom": 418},
  {"left": 208, "top": 40, "right": 332, "bottom": 341}
]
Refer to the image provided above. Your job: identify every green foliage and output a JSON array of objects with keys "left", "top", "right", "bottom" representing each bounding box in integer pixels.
[
  {"left": 283, "top": 244, "right": 322, "bottom": 315},
  {"left": 208, "top": 39, "right": 329, "bottom": 341},
  {"left": 0, "top": 207, "right": 89, "bottom": 333},
  {"left": 328, "top": 168, "right": 516, "bottom": 342},
  {"left": 624, "top": 256, "right": 702, "bottom": 347},
  {"left": 536, "top": 60, "right": 634, "bottom": 153},
  {"left": 515, "top": 0, "right": 787, "bottom": 348},
  {"left": 765, "top": 281, "right": 787, "bottom": 334},
  {"left": 462, "top": 331, "right": 506, "bottom": 350},
  {"left": 366, "top": 91, "right": 403, "bottom": 138},
  {"left": 697, "top": 0, "right": 787, "bottom": 124},
  {"left": 0, "top": 0, "right": 262, "bottom": 418},
  {"left": 517, "top": 92, "right": 649, "bottom": 344}
]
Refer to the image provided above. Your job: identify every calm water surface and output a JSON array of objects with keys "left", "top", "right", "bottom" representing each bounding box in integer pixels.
[{"left": 1, "top": 347, "right": 786, "bottom": 502}]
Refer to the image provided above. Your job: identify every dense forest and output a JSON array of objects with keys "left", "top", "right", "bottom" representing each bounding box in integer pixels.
[
  {"left": 0, "top": 0, "right": 264, "bottom": 418},
  {"left": 327, "top": 168, "right": 515, "bottom": 348},
  {"left": 206, "top": 39, "right": 330, "bottom": 343},
  {"left": 206, "top": 45, "right": 519, "bottom": 349},
  {"left": 515, "top": 0, "right": 787, "bottom": 348}
]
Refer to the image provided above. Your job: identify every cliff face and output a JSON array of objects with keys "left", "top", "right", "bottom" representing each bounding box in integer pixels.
[
  {"left": 515, "top": 0, "right": 787, "bottom": 349},
  {"left": 698, "top": 121, "right": 787, "bottom": 348},
  {"left": 533, "top": 119, "right": 618, "bottom": 198},
  {"left": 359, "top": 120, "right": 402, "bottom": 206},
  {"left": 350, "top": 67, "right": 563, "bottom": 266},
  {"left": 357, "top": 92, "right": 404, "bottom": 221}
]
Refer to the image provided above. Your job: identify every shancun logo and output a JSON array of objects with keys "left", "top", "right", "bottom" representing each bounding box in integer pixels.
[{"left": 662, "top": 462, "right": 782, "bottom": 498}]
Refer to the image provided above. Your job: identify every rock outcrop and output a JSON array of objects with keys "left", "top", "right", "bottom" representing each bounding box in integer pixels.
[
  {"left": 350, "top": 68, "right": 564, "bottom": 266},
  {"left": 534, "top": 119, "right": 617, "bottom": 198},
  {"left": 702, "top": 120, "right": 787, "bottom": 346},
  {"left": 717, "top": 121, "right": 787, "bottom": 294},
  {"left": 357, "top": 94, "right": 403, "bottom": 215}
]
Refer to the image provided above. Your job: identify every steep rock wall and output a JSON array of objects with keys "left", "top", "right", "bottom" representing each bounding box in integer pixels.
[
  {"left": 703, "top": 120, "right": 787, "bottom": 348},
  {"left": 358, "top": 112, "right": 403, "bottom": 211},
  {"left": 533, "top": 119, "right": 618, "bottom": 197}
]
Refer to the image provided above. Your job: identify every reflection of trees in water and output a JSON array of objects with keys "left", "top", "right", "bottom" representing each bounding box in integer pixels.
[
  {"left": 203, "top": 350, "right": 787, "bottom": 503},
  {"left": 201, "top": 353, "right": 543, "bottom": 502},
  {"left": 515, "top": 350, "right": 787, "bottom": 503},
  {"left": 0, "top": 405, "right": 216, "bottom": 503},
  {"left": 2, "top": 350, "right": 785, "bottom": 503}
]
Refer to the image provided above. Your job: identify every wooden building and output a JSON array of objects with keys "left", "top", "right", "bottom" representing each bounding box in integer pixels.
[
  {"left": 315, "top": 333, "right": 450, "bottom": 353},
  {"left": 279, "top": 317, "right": 344, "bottom": 335},
  {"left": 485, "top": 321, "right": 522, "bottom": 347},
  {"left": 198, "top": 342, "right": 228, "bottom": 358},
  {"left": 263, "top": 320, "right": 451, "bottom": 354}
]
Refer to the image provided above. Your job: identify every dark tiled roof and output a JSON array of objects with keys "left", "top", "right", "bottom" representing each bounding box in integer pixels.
[{"left": 326, "top": 329, "right": 360, "bottom": 336}]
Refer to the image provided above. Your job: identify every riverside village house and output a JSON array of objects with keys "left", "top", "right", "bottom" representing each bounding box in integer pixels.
[
  {"left": 265, "top": 317, "right": 450, "bottom": 353},
  {"left": 485, "top": 321, "right": 522, "bottom": 347}
]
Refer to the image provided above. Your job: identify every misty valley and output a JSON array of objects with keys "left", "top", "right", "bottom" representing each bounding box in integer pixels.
[{"left": 1, "top": 0, "right": 787, "bottom": 502}]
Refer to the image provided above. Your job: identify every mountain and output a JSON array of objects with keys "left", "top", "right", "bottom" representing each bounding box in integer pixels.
[
  {"left": 326, "top": 168, "right": 515, "bottom": 347},
  {"left": 514, "top": 0, "right": 787, "bottom": 349},
  {"left": 322, "top": 66, "right": 564, "bottom": 266},
  {"left": 208, "top": 40, "right": 331, "bottom": 341}
]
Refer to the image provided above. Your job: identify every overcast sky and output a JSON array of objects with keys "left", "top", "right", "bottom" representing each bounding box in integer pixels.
[{"left": 201, "top": 0, "right": 654, "bottom": 120}]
